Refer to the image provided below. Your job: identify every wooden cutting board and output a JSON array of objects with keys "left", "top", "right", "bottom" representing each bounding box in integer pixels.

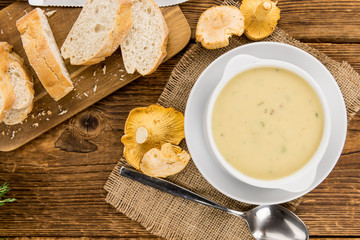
[{"left": 0, "top": 2, "right": 191, "bottom": 151}]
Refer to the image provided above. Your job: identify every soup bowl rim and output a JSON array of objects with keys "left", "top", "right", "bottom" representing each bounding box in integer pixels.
[{"left": 204, "top": 54, "right": 331, "bottom": 192}]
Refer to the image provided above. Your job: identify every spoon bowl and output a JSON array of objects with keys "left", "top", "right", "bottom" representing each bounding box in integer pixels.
[
  {"left": 120, "top": 167, "right": 309, "bottom": 240},
  {"left": 245, "top": 205, "right": 309, "bottom": 240}
]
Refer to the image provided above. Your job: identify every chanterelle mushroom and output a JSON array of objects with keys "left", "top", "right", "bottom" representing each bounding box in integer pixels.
[
  {"left": 196, "top": 6, "right": 245, "bottom": 49},
  {"left": 140, "top": 143, "right": 191, "bottom": 178},
  {"left": 121, "top": 105, "right": 185, "bottom": 169},
  {"left": 240, "top": 0, "right": 280, "bottom": 40}
]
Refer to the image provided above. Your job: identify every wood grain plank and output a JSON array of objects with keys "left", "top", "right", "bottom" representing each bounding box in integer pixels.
[
  {"left": 1, "top": 0, "right": 360, "bottom": 238},
  {"left": 0, "top": 53, "right": 186, "bottom": 237},
  {"left": 179, "top": 0, "right": 360, "bottom": 42},
  {"left": 0, "top": 0, "right": 17, "bottom": 8},
  {"left": 1, "top": 42, "right": 360, "bottom": 237},
  {"left": 0, "top": 2, "right": 191, "bottom": 151},
  {"left": 297, "top": 153, "right": 360, "bottom": 236}
]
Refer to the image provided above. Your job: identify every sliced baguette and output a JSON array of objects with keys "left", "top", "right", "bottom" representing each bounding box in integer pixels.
[
  {"left": 0, "top": 72, "right": 15, "bottom": 123},
  {"left": 4, "top": 103, "right": 33, "bottom": 125},
  {"left": 120, "top": 0, "right": 168, "bottom": 75},
  {"left": 4, "top": 60, "right": 34, "bottom": 125},
  {"left": 0, "top": 42, "right": 34, "bottom": 125},
  {"left": 61, "top": 0, "right": 132, "bottom": 65},
  {"left": 0, "top": 42, "right": 15, "bottom": 123},
  {"left": 16, "top": 8, "right": 73, "bottom": 101},
  {"left": 8, "top": 49, "right": 34, "bottom": 110}
]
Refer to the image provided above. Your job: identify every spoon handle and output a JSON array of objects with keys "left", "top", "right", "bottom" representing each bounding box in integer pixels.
[{"left": 120, "top": 167, "right": 244, "bottom": 217}]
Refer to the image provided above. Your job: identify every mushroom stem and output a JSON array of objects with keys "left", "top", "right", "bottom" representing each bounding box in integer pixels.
[
  {"left": 136, "top": 126, "right": 149, "bottom": 144},
  {"left": 255, "top": 0, "right": 273, "bottom": 18}
]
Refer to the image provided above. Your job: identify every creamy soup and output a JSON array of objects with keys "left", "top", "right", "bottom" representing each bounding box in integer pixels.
[{"left": 212, "top": 67, "right": 324, "bottom": 180}]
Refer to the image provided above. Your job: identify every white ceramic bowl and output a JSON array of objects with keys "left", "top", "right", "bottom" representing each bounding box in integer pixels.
[{"left": 204, "top": 54, "right": 331, "bottom": 192}]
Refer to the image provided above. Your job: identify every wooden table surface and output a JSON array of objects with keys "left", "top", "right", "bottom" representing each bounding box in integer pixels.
[{"left": 1, "top": 0, "right": 360, "bottom": 239}]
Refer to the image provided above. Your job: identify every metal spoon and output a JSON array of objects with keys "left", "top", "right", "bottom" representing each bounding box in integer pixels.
[{"left": 120, "top": 166, "right": 309, "bottom": 240}]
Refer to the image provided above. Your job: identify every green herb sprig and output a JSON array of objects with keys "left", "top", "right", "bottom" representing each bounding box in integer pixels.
[{"left": 0, "top": 182, "right": 16, "bottom": 206}]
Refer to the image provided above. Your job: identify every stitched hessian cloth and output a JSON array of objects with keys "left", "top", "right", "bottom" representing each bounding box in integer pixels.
[{"left": 104, "top": 10, "right": 360, "bottom": 240}]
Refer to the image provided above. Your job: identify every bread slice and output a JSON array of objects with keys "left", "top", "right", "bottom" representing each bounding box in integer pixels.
[
  {"left": 61, "top": 0, "right": 132, "bottom": 65},
  {"left": 0, "top": 42, "right": 15, "bottom": 123},
  {"left": 4, "top": 60, "right": 34, "bottom": 125},
  {"left": 16, "top": 8, "right": 73, "bottom": 101},
  {"left": 0, "top": 42, "right": 34, "bottom": 125},
  {"left": 8, "top": 51, "right": 34, "bottom": 110},
  {"left": 120, "top": 0, "right": 169, "bottom": 75},
  {"left": 4, "top": 103, "right": 33, "bottom": 125},
  {"left": 0, "top": 72, "right": 15, "bottom": 123}
]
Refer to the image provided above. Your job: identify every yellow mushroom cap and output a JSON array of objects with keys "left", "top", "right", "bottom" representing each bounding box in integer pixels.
[
  {"left": 140, "top": 143, "right": 191, "bottom": 178},
  {"left": 240, "top": 0, "right": 280, "bottom": 41},
  {"left": 196, "top": 6, "right": 245, "bottom": 49},
  {"left": 121, "top": 105, "right": 185, "bottom": 169}
]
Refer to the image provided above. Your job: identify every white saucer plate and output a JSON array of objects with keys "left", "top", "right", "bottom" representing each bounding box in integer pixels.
[{"left": 184, "top": 42, "right": 347, "bottom": 205}]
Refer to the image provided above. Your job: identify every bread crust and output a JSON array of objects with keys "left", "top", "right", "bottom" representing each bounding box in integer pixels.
[
  {"left": 140, "top": 0, "right": 168, "bottom": 76},
  {"left": 61, "top": 0, "right": 133, "bottom": 65},
  {"left": 0, "top": 42, "right": 15, "bottom": 123},
  {"left": 16, "top": 8, "right": 73, "bottom": 101}
]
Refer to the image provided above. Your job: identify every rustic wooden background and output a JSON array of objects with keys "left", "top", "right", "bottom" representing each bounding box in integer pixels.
[{"left": 1, "top": 0, "right": 360, "bottom": 239}]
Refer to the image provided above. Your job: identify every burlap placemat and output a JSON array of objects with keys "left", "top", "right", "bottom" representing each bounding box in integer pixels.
[{"left": 104, "top": 11, "right": 360, "bottom": 240}]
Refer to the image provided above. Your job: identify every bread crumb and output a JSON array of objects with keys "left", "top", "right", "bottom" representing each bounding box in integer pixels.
[
  {"left": 47, "top": 110, "right": 52, "bottom": 115},
  {"left": 84, "top": 92, "right": 88, "bottom": 97},
  {"left": 1, "top": 131, "right": 5, "bottom": 136},
  {"left": 33, "top": 123, "right": 39, "bottom": 127},
  {"left": 102, "top": 65, "right": 107, "bottom": 75},
  {"left": 10, "top": 131, "right": 15, "bottom": 140},
  {"left": 59, "top": 110, "right": 68, "bottom": 115},
  {"left": 31, "top": 114, "right": 35, "bottom": 119},
  {"left": 23, "top": 10, "right": 28, "bottom": 15},
  {"left": 46, "top": 118, "right": 49, "bottom": 121},
  {"left": 0, "top": 29, "right": 3, "bottom": 34},
  {"left": 45, "top": 10, "right": 56, "bottom": 17},
  {"left": 119, "top": 69, "right": 124, "bottom": 72},
  {"left": 93, "top": 71, "right": 96, "bottom": 77},
  {"left": 80, "top": 76, "right": 85, "bottom": 79},
  {"left": 93, "top": 85, "right": 97, "bottom": 93}
]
